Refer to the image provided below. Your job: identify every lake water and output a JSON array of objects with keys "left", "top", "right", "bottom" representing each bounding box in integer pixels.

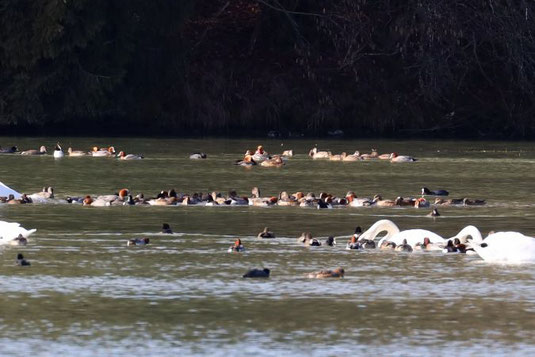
[{"left": 1, "top": 137, "right": 535, "bottom": 356}]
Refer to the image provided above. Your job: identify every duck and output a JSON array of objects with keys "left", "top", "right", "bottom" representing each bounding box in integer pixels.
[
  {"left": 308, "top": 238, "right": 322, "bottom": 247},
  {"left": 307, "top": 267, "right": 345, "bottom": 278},
  {"left": 281, "top": 150, "right": 293, "bottom": 157},
  {"left": 0, "top": 221, "right": 37, "bottom": 245},
  {"left": 428, "top": 208, "right": 440, "bottom": 217},
  {"left": 252, "top": 146, "right": 269, "bottom": 162},
  {"left": 90, "top": 146, "right": 115, "bottom": 157},
  {"left": 434, "top": 197, "right": 465, "bottom": 205},
  {"left": 258, "top": 227, "right": 275, "bottom": 239},
  {"left": 359, "top": 239, "right": 376, "bottom": 249},
  {"left": 67, "top": 147, "right": 87, "bottom": 156},
  {"left": 390, "top": 153, "right": 417, "bottom": 162},
  {"left": 443, "top": 240, "right": 458, "bottom": 253},
  {"left": 0, "top": 146, "right": 18, "bottom": 153},
  {"left": 118, "top": 151, "right": 143, "bottom": 160},
  {"left": 9, "top": 234, "right": 28, "bottom": 246},
  {"left": 20, "top": 146, "right": 47, "bottom": 155},
  {"left": 298, "top": 232, "right": 314, "bottom": 245},
  {"left": 325, "top": 236, "right": 336, "bottom": 246},
  {"left": 235, "top": 151, "right": 257, "bottom": 166},
  {"left": 346, "top": 192, "right": 373, "bottom": 207},
  {"left": 463, "top": 198, "right": 486, "bottom": 206},
  {"left": 127, "top": 238, "right": 150, "bottom": 246},
  {"left": 394, "top": 197, "right": 416, "bottom": 207},
  {"left": 395, "top": 239, "right": 413, "bottom": 252},
  {"left": 308, "top": 147, "right": 331, "bottom": 159},
  {"left": 228, "top": 238, "right": 245, "bottom": 253},
  {"left": 189, "top": 152, "right": 207, "bottom": 159},
  {"left": 53, "top": 143, "right": 64, "bottom": 158},
  {"left": 379, "top": 241, "right": 397, "bottom": 250},
  {"left": 346, "top": 235, "right": 360, "bottom": 250},
  {"left": 414, "top": 237, "right": 443, "bottom": 251},
  {"left": 421, "top": 187, "right": 449, "bottom": 196},
  {"left": 161, "top": 223, "right": 173, "bottom": 234},
  {"left": 470, "top": 231, "right": 535, "bottom": 263},
  {"left": 260, "top": 155, "right": 284, "bottom": 167},
  {"left": 372, "top": 195, "right": 397, "bottom": 207},
  {"left": 243, "top": 268, "right": 270, "bottom": 278},
  {"left": 413, "top": 197, "right": 430, "bottom": 208},
  {"left": 453, "top": 238, "right": 472, "bottom": 254},
  {"left": 16, "top": 253, "right": 30, "bottom": 266},
  {"left": 341, "top": 151, "right": 362, "bottom": 161},
  {"left": 277, "top": 192, "right": 299, "bottom": 206},
  {"left": 371, "top": 149, "right": 391, "bottom": 160},
  {"left": 29, "top": 187, "right": 54, "bottom": 201}
]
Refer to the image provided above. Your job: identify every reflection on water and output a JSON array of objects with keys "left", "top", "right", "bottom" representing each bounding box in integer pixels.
[{"left": 1, "top": 138, "right": 535, "bottom": 356}]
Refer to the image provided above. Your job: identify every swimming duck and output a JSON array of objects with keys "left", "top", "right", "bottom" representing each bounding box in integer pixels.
[
  {"left": 325, "top": 236, "right": 337, "bottom": 246},
  {"left": 53, "top": 143, "right": 64, "bottom": 158},
  {"left": 127, "top": 238, "right": 150, "bottom": 246},
  {"left": 390, "top": 153, "right": 417, "bottom": 162},
  {"left": 372, "top": 195, "right": 397, "bottom": 207},
  {"left": 243, "top": 268, "right": 270, "bottom": 278},
  {"left": 235, "top": 151, "right": 257, "bottom": 166},
  {"left": 308, "top": 147, "right": 331, "bottom": 159},
  {"left": 443, "top": 240, "right": 458, "bottom": 253},
  {"left": 308, "top": 238, "right": 322, "bottom": 247},
  {"left": 189, "top": 152, "right": 207, "bottom": 159},
  {"left": 395, "top": 239, "right": 413, "bottom": 252},
  {"left": 421, "top": 187, "right": 449, "bottom": 196},
  {"left": 414, "top": 237, "right": 443, "bottom": 251},
  {"left": 371, "top": 149, "right": 391, "bottom": 160},
  {"left": 91, "top": 146, "right": 115, "bottom": 157},
  {"left": 359, "top": 239, "right": 376, "bottom": 249},
  {"left": 118, "top": 151, "right": 143, "bottom": 160},
  {"left": 298, "top": 232, "right": 313, "bottom": 244},
  {"left": 67, "top": 147, "right": 87, "bottom": 156},
  {"left": 329, "top": 152, "right": 343, "bottom": 161},
  {"left": 277, "top": 192, "right": 299, "bottom": 206},
  {"left": 307, "top": 267, "right": 345, "bottom": 278},
  {"left": 463, "top": 198, "right": 486, "bottom": 206},
  {"left": 394, "top": 197, "right": 416, "bottom": 207},
  {"left": 341, "top": 151, "right": 362, "bottom": 161},
  {"left": 0, "top": 146, "right": 18, "bottom": 153},
  {"left": 428, "top": 208, "right": 440, "bottom": 217},
  {"left": 281, "top": 150, "right": 293, "bottom": 157},
  {"left": 20, "top": 146, "right": 47, "bottom": 155},
  {"left": 414, "top": 197, "right": 430, "bottom": 208},
  {"left": 260, "top": 155, "right": 284, "bottom": 167},
  {"left": 228, "top": 238, "right": 245, "bottom": 252},
  {"left": 252, "top": 146, "right": 269, "bottom": 162},
  {"left": 346, "top": 235, "right": 360, "bottom": 250},
  {"left": 346, "top": 192, "right": 373, "bottom": 207},
  {"left": 379, "top": 241, "right": 397, "bottom": 250},
  {"left": 258, "top": 227, "right": 275, "bottom": 239},
  {"left": 9, "top": 234, "right": 28, "bottom": 246},
  {"left": 29, "top": 187, "right": 54, "bottom": 201},
  {"left": 161, "top": 223, "right": 173, "bottom": 234},
  {"left": 16, "top": 253, "right": 30, "bottom": 266},
  {"left": 434, "top": 197, "right": 465, "bottom": 205}
]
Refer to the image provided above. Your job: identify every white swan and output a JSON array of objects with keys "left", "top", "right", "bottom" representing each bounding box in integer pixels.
[
  {"left": 358, "top": 220, "right": 445, "bottom": 248},
  {"left": 471, "top": 232, "right": 535, "bottom": 263},
  {"left": 0, "top": 181, "right": 21, "bottom": 199},
  {"left": 0, "top": 221, "right": 36, "bottom": 245}
]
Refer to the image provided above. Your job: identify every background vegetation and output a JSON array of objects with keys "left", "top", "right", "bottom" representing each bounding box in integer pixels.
[{"left": 2, "top": 0, "right": 535, "bottom": 138}]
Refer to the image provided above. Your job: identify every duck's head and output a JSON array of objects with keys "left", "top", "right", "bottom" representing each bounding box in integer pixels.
[
  {"left": 326, "top": 236, "right": 336, "bottom": 245},
  {"left": 354, "top": 226, "right": 362, "bottom": 236},
  {"left": 334, "top": 267, "right": 345, "bottom": 277},
  {"left": 373, "top": 194, "right": 383, "bottom": 201},
  {"left": 234, "top": 238, "right": 242, "bottom": 246},
  {"left": 257, "top": 145, "right": 264, "bottom": 153},
  {"left": 423, "top": 237, "right": 431, "bottom": 246},
  {"left": 92, "top": 146, "right": 99, "bottom": 152},
  {"left": 40, "top": 146, "right": 47, "bottom": 153},
  {"left": 390, "top": 152, "right": 398, "bottom": 159},
  {"left": 143, "top": 238, "right": 150, "bottom": 244},
  {"left": 17, "top": 253, "right": 24, "bottom": 260},
  {"left": 294, "top": 192, "right": 304, "bottom": 200},
  {"left": 118, "top": 188, "right": 129, "bottom": 199},
  {"left": 251, "top": 187, "right": 260, "bottom": 198},
  {"left": 108, "top": 146, "right": 116, "bottom": 154},
  {"left": 83, "top": 195, "right": 93, "bottom": 205},
  {"left": 162, "top": 223, "right": 171, "bottom": 230},
  {"left": 421, "top": 187, "right": 430, "bottom": 195},
  {"left": 308, "top": 148, "right": 317, "bottom": 156},
  {"left": 118, "top": 151, "right": 125, "bottom": 158}
]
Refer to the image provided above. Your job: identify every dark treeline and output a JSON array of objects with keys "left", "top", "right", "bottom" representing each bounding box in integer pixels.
[{"left": 1, "top": 0, "right": 535, "bottom": 138}]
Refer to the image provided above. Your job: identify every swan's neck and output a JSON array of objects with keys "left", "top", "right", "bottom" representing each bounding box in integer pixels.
[
  {"left": 360, "top": 220, "right": 401, "bottom": 241},
  {"left": 453, "top": 225, "right": 483, "bottom": 243}
]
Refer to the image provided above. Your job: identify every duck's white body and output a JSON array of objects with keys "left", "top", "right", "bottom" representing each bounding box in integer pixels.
[
  {"left": 53, "top": 145, "right": 65, "bottom": 158},
  {"left": 0, "top": 221, "right": 36, "bottom": 245},
  {"left": 472, "top": 232, "right": 535, "bottom": 263},
  {"left": 309, "top": 147, "right": 330, "bottom": 159}
]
